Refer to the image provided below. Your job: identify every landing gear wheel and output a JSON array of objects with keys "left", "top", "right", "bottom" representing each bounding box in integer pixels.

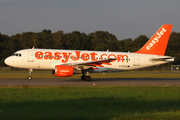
[
  {"left": 81, "top": 75, "right": 86, "bottom": 81},
  {"left": 27, "top": 76, "right": 32, "bottom": 81},
  {"left": 86, "top": 76, "right": 91, "bottom": 81},
  {"left": 27, "top": 69, "right": 33, "bottom": 81},
  {"left": 81, "top": 72, "right": 91, "bottom": 81},
  {"left": 81, "top": 75, "right": 91, "bottom": 81}
]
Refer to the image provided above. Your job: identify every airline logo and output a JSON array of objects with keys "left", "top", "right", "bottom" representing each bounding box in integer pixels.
[
  {"left": 35, "top": 51, "right": 129, "bottom": 63},
  {"left": 60, "top": 70, "right": 70, "bottom": 73},
  {"left": 146, "top": 28, "right": 167, "bottom": 50}
]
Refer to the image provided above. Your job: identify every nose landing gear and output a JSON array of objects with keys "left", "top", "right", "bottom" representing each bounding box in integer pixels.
[{"left": 27, "top": 69, "right": 33, "bottom": 81}]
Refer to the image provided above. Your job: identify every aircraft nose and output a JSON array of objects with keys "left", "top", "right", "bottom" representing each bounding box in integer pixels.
[{"left": 4, "top": 57, "right": 12, "bottom": 66}]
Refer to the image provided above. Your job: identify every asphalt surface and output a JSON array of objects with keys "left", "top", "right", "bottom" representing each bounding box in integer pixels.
[{"left": 0, "top": 78, "right": 180, "bottom": 86}]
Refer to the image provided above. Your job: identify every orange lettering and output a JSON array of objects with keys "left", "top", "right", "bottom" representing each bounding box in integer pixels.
[
  {"left": 108, "top": 54, "right": 116, "bottom": 59},
  {"left": 81, "top": 53, "right": 89, "bottom": 61},
  {"left": 35, "top": 51, "right": 43, "bottom": 59},
  {"left": 44, "top": 52, "right": 53, "bottom": 60},
  {"left": 34, "top": 51, "right": 129, "bottom": 63},
  {"left": 90, "top": 52, "right": 97, "bottom": 61},
  {"left": 108, "top": 54, "right": 116, "bottom": 62},
  {"left": 117, "top": 55, "right": 128, "bottom": 63},
  {"left": 100, "top": 54, "right": 107, "bottom": 59},
  {"left": 54, "top": 52, "right": 61, "bottom": 60},
  {"left": 62, "top": 53, "right": 72, "bottom": 63},
  {"left": 71, "top": 51, "right": 81, "bottom": 61}
]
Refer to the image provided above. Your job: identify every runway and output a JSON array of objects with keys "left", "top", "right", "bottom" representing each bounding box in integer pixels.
[{"left": 0, "top": 78, "right": 180, "bottom": 86}]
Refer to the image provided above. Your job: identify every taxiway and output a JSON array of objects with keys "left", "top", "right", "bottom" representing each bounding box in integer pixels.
[{"left": 0, "top": 78, "right": 180, "bottom": 86}]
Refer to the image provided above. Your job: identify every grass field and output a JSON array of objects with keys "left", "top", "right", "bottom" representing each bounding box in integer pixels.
[
  {"left": 0, "top": 70, "right": 180, "bottom": 79},
  {"left": 0, "top": 86, "right": 180, "bottom": 120},
  {"left": 0, "top": 71, "right": 180, "bottom": 119}
]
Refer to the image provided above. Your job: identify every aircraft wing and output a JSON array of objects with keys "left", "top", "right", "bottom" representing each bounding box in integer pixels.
[{"left": 61, "top": 58, "right": 116, "bottom": 68}]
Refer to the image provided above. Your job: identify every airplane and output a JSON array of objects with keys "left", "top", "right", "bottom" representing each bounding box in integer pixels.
[{"left": 4, "top": 24, "right": 174, "bottom": 81}]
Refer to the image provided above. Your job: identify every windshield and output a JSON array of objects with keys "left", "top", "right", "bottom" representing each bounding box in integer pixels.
[{"left": 12, "top": 53, "right": 22, "bottom": 57}]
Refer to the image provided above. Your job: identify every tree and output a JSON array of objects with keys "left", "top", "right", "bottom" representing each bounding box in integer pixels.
[
  {"left": 166, "top": 32, "right": 180, "bottom": 64},
  {"left": 89, "top": 31, "right": 118, "bottom": 51},
  {"left": 120, "top": 38, "right": 133, "bottom": 52},
  {"left": 132, "top": 35, "right": 148, "bottom": 52},
  {"left": 52, "top": 31, "right": 64, "bottom": 49},
  {"left": 1, "top": 30, "right": 180, "bottom": 67}
]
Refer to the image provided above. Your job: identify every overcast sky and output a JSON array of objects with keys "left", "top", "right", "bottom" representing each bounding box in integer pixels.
[{"left": 1, "top": 0, "right": 180, "bottom": 40}]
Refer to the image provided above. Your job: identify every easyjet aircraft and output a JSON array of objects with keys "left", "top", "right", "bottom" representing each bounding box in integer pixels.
[{"left": 4, "top": 24, "right": 174, "bottom": 81}]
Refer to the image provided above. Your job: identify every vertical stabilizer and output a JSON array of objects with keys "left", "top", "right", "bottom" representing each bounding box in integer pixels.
[{"left": 134, "top": 24, "right": 173, "bottom": 55}]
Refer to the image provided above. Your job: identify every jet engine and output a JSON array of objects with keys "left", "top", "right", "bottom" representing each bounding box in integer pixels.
[{"left": 52, "top": 65, "right": 81, "bottom": 77}]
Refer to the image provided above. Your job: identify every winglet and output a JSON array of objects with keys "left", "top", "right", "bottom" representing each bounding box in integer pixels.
[{"left": 134, "top": 24, "right": 173, "bottom": 55}]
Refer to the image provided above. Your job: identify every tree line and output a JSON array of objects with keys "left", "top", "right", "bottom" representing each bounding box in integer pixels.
[{"left": 0, "top": 30, "right": 180, "bottom": 67}]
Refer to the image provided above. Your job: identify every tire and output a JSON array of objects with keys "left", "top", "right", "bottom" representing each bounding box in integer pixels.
[
  {"left": 86, "top": 76, "right": 91, "bottom": 81},
  {"left": 27, "top": 76, "right": 32, "bottom": 81},
  {"left": 81, "top": 75, "right": 86, "bottom": 81}
]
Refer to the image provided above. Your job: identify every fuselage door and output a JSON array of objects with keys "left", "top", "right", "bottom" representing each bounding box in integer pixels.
[
  {"left": 134, "top": 55, "right": 140, "bottom": 66},
  {"left": 28, "top": 51, "right": 34, "bottom": 62}
]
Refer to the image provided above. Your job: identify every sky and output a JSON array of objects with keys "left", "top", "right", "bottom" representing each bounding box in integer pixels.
[{"left": 1, "top": 0, "right": 180, "bottom": 40}]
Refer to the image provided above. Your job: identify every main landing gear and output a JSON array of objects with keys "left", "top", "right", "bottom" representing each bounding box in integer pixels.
[
  {"left": 81, "top": 72, "right": 91, "bottom": 81},
  {"left": 26, "top": 69, "right": 91, "bottom": 81},
  {"left": 27, "top": 69, "right": 33, "bottom": 81}
]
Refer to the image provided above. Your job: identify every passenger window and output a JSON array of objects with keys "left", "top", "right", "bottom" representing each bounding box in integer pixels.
[{"left": 19, "top": 54, "right": 22, "bottom": 57}]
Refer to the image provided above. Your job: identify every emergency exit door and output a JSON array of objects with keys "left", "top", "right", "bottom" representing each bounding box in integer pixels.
[
  {"left": 134, "top": 55, "right": 140, "bottom": 66},
  {"left": 28, "top": 51, "right": 34, "bottom": 62}
]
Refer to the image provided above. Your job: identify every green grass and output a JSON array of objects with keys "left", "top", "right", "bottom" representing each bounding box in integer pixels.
[
  {"left": 1, "top": 71, "right": 180, "bottom": 79},
  {"left": 0, "top": 86, "right": 180, "bottom": 120}
]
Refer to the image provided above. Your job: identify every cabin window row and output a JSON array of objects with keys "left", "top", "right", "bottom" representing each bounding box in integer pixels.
[{"left": 35, "top": 55, "right": 130, "bottom": 61}]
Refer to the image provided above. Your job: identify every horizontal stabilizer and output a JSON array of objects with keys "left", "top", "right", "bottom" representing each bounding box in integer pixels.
[{"left": 150, "top": 56, "right": 174, "bottom": 63}]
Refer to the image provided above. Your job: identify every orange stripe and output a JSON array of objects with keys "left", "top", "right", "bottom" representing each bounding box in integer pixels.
[
  {"left": 91, "top": 67, "right": 98, "bottom": 69},
  {"left": 88, "top": 64, "right": 104, "bottom": 67}
]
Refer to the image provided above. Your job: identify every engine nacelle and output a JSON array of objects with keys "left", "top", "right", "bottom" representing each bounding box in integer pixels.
[{"left": 52, "top": 65, "right": 81, "bottom": 77}]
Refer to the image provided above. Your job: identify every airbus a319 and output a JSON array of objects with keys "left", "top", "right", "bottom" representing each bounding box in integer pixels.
[{"left": 4, "top": 24, "right": 174, "bottom": 81}]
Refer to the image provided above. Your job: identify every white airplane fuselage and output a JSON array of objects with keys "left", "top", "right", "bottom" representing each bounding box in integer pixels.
[{"left": 5, "top": 49, "right": 174, "bottom": 72}]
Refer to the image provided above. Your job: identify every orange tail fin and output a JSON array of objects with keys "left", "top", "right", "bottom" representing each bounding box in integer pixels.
[{"left": 134, "top": 24, "right": 173, "bottom": 55}]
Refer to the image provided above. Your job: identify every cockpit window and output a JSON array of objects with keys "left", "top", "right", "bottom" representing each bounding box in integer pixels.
[{"left": 12, "top": 53, "right": 22, "bottom": 57}]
